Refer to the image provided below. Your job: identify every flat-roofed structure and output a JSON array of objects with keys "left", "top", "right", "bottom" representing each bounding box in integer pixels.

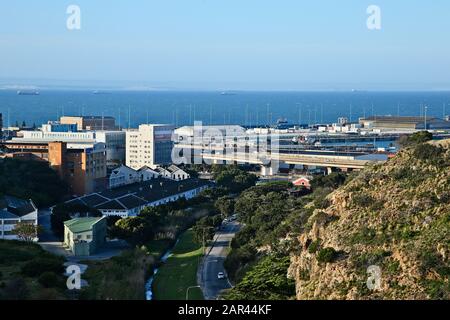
[
  {"left": 60, "top": 116, "right": 117, "bottom": 131},
  {"left": 1, "top": 141, "right": 107, "bottom": 195},
  {"left": 359, "top": 116, "right": 450, "bottom": 131},
  {"left": 126, "top": 124, "right": 175, "bottom": 169},
  {"left": 63, "top": 217, "right": 107, "bottom": 256}
]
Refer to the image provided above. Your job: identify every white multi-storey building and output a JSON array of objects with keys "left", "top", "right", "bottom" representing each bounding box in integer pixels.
[{"left": 126, "top": 124, "right": 175, "bottom": 170}]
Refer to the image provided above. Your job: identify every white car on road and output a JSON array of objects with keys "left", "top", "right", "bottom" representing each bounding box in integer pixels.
[{"left": 217, "top": 272, "right": 226, "bottom": 279}]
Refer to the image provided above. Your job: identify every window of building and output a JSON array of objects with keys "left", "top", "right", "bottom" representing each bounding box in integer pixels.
[{"left": 3, "top": 220, "right": 19, "bottom": 225}]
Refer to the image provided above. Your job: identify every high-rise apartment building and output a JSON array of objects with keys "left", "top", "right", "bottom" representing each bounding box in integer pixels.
[{"left": 126, "top": 124, "right": 175, "bottom": 170}]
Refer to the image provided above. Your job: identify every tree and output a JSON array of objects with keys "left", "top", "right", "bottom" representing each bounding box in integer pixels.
[
  {"left": 192, "top": 216, "right": 219, "bottom": 245},
  {"left": 214, "top": 167, "right": 257, "bottom": 193},
  {"left": 110, "top": 217, "right": 153, "bottom": 246},
  {"left": 14, "top": 222, "right": 43, "bottom": 242},
  {"left": 0, "top": 158, "right": 68, "bottom": 207},
  {"left": 224, "top": 255, "right": 295, "bottom": 300},
  {"left": 215, "top": 196, "right": 235, "bottom": 217}
]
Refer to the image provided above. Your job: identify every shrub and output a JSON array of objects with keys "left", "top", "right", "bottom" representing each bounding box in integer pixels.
[
  {"left": 398, "top": 131, "right": 433, "bottom": 147},
  {"left": 38, "top": 272, "right": 61, "bottom": 288},
  {"left": 352, "top": 194, "right": 375, "bottom": 207},
  {"left": 21, "top": 258, "right": 64, "bottom": 277},
  {"left": 308, "top": 240, "right": 321, "bottom": 254},
  {"left": 413, "top": 144, "right": 443, "bottom": 164},
  {"left": 0, "top": 278, "right": 29, "bottom": 300},
  {"left": 317, "top": 247, "right": 338, "bottom": 264}
]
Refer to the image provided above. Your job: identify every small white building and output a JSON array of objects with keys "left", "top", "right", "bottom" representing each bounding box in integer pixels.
[
  {"left": 109, "top": 165, "right": 161, "bottom": 189},
  {"left": 155, "top": 165, "right": 190, "bottom": 181},
  {"left": 0, "top": 196, "right": 38, "bottom": 241},
  {"left": 167, "top": 165, "right": 191, "bottom": 181},
  {"left": 138, "top": 166, "right": 161, "bottom": 181},
  {"left": 109, "top": 165, "right": 140, "bottom": 189}
]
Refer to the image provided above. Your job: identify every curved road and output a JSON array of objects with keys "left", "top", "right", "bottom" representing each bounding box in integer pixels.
[{"left": 199, "top": 221, "right": 240, "bottom": 300}]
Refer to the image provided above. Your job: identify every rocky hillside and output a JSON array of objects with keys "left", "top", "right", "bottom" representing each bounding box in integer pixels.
[{"left": 288, "top": 139, "right": 450, "bottom": 300}]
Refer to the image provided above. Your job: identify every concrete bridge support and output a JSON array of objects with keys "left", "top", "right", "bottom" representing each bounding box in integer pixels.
[{"left": 260, "top": 164, "right": 279, "bottom": 177}]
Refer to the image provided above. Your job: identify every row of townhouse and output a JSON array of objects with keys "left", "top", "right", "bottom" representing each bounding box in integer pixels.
[
  {"left": 108, "top": 164, "right": 190, "bottom": 189},
  {"left": 66, "top": 177, "right": 211, "bottom": 218}
]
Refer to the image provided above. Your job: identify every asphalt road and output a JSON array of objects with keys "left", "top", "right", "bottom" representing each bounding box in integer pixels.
[
  {"left": 38, "top": 208, "right": 59, "bottom": 242},
  {"left": 199, "top": 221, "right": 240, "bottom": 300}
]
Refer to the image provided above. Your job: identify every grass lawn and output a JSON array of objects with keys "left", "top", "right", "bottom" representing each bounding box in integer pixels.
[
  {"left": 146, "top": 239, "right": 174, "bottom": 259},
  {"left": 153, "top": 229, "right": 204, "bottom": 300}
]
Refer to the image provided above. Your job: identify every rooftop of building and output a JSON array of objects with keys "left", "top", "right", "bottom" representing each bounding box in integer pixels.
[
  {"left": 360, "top": 116, "right": 441, "bottom": 122},
  {"left": 0, "top": 195, "right": 37, "bottom": 219},
  {"left": 64, "top": 217, "right": 105, "bottom": 234},
  {"left": 67, "top": 177, "right": 211, "bottom": 211},
  {"left": 62, "top": 116, "right": 115, "bottom": 120}
]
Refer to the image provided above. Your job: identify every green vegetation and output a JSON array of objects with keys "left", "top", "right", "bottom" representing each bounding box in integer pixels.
[
  {"left": 224, "top": 175, "right": 347, "bottom": 299},
  {"left": 81, "top": 247, "right": 152, "bottom": 300},
  {"left": 153, "top": 230, "right": 204, "bottom": 300},
  {"left": 192, "top": 215, "right": 222, "bottom": 244},
  {"left": 214, "top": 196, "right": 235, "bottom": 217},
  {"left": 0, "top": 240, "right": 67, "bottom": 300},
  {"left": 213, "top": 165, "right": 258, "bottom": 193},
  {"left": 316, "top": 247, "right": 338, "bottom": 264},
  {"left": 398, "top": 131, "right": 433, "bottom": 147},
  {"left": 413, "top": 143, "right": 444, "bottom": 165},
  {"left": 13, "top": 222, "right": 43, "bottom": 242},
  {"left": 0, "top": 158, "right": 68, "bottom": 207},
  {"left": 224, "top": 255, "right": 295, "bottom": 300}
]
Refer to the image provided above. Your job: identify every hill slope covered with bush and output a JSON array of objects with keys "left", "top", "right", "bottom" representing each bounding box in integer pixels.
[{"left": 288, "top": 139, "right": 450, "bottom": 300}]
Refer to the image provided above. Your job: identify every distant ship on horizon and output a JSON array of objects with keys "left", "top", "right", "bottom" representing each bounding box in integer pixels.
[
  {"left": 221, "top": 91, "right": 238, "bottom": 96},
  {"left": 17, "top": 90, "right": 40, "bottom": 96},
  {"left": 93, "top": 90, "right": 112, "bottom": 95}
]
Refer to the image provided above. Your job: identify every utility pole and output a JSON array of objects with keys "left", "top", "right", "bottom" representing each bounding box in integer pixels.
[
  {"left": 349, "top": 104, "right": 352, "bottom": 122},
  {"left": 118, "top": 106, "right": 121, "bottom": 130},
  {"left": 128, "top": 105, "right": 131, "bottom": 130},
  {"left": 424, "top": 105, "right": 428, "bottom": 130},
  {"left": 297, "top": 103, "right": 301, "bottom": 127},
  {"left": 210, "top": 105, "right": 213, "bottom": 126}
]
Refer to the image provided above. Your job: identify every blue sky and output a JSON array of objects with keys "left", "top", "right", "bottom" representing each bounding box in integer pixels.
[{"left": 0, "top": 1, "right": 449, "bottom": 90}]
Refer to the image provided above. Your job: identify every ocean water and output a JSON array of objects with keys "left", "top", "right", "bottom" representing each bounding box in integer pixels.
[{"left": 0, "top": 90, "right": 449, "bottom": 128}]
